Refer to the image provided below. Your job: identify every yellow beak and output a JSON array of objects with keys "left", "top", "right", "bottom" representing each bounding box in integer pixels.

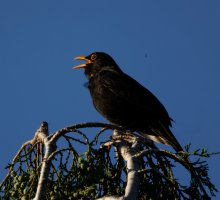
[{"left": 73, "top": 56, "right": 92, "bottom": 69}]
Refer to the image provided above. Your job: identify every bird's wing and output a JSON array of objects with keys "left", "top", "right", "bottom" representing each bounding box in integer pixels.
[
  {"left": 99, "top": 69, "right": 171, "bottom": 125},
  {"left": 98, "top": 69, "right": 183, "bottom": 151}
]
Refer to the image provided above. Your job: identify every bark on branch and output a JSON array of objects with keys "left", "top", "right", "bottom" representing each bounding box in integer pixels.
[{"left": 97, "top": 130, "right": 142, "bottom": 200}]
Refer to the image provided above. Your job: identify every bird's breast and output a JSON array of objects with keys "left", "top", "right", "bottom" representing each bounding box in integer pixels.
[{"left": 88, "top": 77, "right": 127, "bottom": 124}]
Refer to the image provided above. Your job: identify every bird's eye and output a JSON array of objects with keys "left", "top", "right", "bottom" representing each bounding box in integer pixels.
[{"left": 91, "top": 54, "right": 97, "bottom": 61}]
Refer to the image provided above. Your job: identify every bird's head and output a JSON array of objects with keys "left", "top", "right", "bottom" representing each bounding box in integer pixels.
[{"left": 73, "top": 52, "right": 122, "bottom": 79}]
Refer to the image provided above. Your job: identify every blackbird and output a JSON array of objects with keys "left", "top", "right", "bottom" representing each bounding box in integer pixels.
[{"left": 73, "top": 52, "right": 183, "bottom": 152}]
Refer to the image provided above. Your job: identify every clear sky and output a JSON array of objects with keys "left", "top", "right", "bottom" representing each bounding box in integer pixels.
[{"left": 0, "top": 0, "right": 219, "bottom": 198}]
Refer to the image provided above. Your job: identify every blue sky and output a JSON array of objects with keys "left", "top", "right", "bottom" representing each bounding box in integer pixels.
[{"left": 0, "top": 0, "right": 219, "bottom": 197}]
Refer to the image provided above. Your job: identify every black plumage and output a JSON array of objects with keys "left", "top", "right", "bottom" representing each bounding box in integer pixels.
[{"left": 74, "top": 52, "right": 183, "bottom": 152}]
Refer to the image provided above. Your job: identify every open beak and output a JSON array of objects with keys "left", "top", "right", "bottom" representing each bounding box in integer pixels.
[{"left": 73, "top": 56, "right": 92, "bottom": 69}]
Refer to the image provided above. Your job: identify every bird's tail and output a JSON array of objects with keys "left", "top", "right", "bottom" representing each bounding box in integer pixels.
[
  {"left": 139, "top": 122, "right": 184, "bottom": 152},
  {"left": 139, "top": 122, "right": 193, "bottom": 166},
  {"left": 157, "top": 122, "right": 184, "bottom": 152}
]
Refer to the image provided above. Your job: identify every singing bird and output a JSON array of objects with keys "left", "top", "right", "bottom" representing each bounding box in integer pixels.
[{"left": 73, "top": 52, "right": 184, "bottom": 152}]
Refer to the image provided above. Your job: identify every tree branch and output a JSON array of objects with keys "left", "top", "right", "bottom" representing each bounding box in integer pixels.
[{"left": 98, "top": 130, "right": 142, "bottom": 200}]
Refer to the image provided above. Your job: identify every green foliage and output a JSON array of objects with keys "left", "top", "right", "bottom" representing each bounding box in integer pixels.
[
  {"left": 0, "top": 169, "right": 38, "bottom": 200},
  {"left": 0, "top": 123, "right": 218, "bottom": 199}
]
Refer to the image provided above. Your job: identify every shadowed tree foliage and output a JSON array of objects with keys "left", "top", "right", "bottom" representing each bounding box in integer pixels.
[{"left": 0, "top": 122, "right": 218, "bottom": 200}]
